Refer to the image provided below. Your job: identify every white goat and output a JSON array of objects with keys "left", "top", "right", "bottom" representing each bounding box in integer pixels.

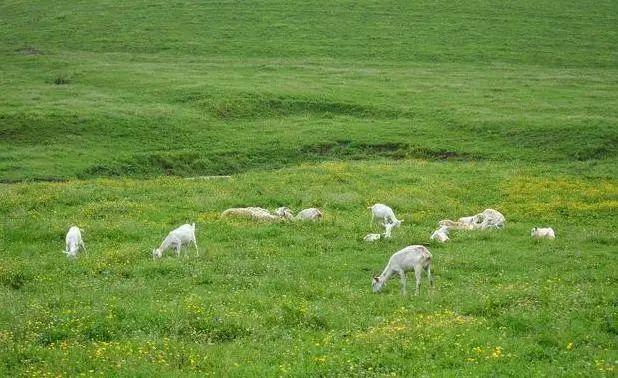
[
  {"left": 476, "top": 208, "right": 505, "bottom": 229},
  {"left": 531, "top": 227, "right": 555, "bottom": 239},
  {"left": 430, "top": 225, "right": 450, "bottom": 243},
  {"left": 372, "top": 245, "right": 433, "bottom": 296},
  {"left": 368, "top": 203, "right": 403, "bottom": 227},
  {"left": 383, "top": 221, "right": 399, "bottom": 238},
  {"left": 295, "top": 208, "right": 323, "bottom": 221},
  {"left": 221, "top": 207, "right": 280, "bottom": 221},
  {"left": 64, "top": 226, "right": 85, "bottom": 257},
  {"left": 457, "top": 215, "right": 478, "bottom": 226},
  {"left": 153, "top": 223, "right": 199, "bottom": 259},
  {"left": 440, "top": 219, "right": 474, "bottom": 230},
  {"left": 363, "top": 233, "right": 382, "bottom": 242},
  {"left": 364, "top": 221, "right": 398, "bottom": 242},
  {"left": 456, "top": 209, "right": 505, "bottom": 230},
  {"left": 273, "top": 207, "right": 295, "bottom": 220}
]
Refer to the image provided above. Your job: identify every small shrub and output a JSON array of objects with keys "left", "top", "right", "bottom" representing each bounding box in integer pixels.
[
  {"left": 18, "top": 46, "right": 42, "bottom": 55},
  {"left": 0, "top": 270, "right": 29, "bottom": 290},
  {"left": 52, "top": 73, "right": 70, "bottom": 85},
  {"left": 38, "top": 328, "right": 70, "bottom": 346},
  {"left": 83, "top": 322, "right": 113, "bottom": 342},
  {"left": 183, "top": 317, "right": 249, "bottom": 343}
]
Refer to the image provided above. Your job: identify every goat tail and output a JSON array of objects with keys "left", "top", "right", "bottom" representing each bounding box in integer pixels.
[
  {"left": 192, "top": 222, "right": 195, "bottom": 229},
  {"left": 423, "top": 253, "right": 433, "bottom": 271},
  {"left": 422, "top": 246, "right": 433, "bottom": 261}
]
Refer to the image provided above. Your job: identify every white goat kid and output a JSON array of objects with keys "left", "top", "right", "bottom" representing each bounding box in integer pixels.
[
  {"left": 64, "top": 226, "right": 85, "bottom": 257},
  {"left": 153, "top": 223, "right": 199, "bottom": 259},
  {"left": 531, "top": 227, "right": 555, "bottom": 239},
  {"left": 430, "top": 225, "right": 450, "bottom": 243},
  {"left": 368, "top": 203, "right": 403, "bottom": 228},
  {"left": 372, "top": 245, "right": 433, "bottom": 296},
  {"left": 295, "top": 208, "right": 323, "bottom": 221}
]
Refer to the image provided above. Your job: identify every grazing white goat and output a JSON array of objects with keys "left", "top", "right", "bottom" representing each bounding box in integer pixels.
[
  {"left": 221, "top": 207, "right": 280, "bottom": 221},
  {"left": 273, "top": 207, "right": 295, "bottom": 220},
  {"left": 363, "top": 233, "right": 382, "bottom": 242},
  {"left": 368, "top": 203, "right": 403, "bottom": 227},
  {"left": 438, "top": 219, "right": 473, "bottom": 230},
  {"left": 295, "top": 208, "right": 323, "bottom": 221},
  {"left": 372, "top": 245, "right": 433, "bottom": 296},
  {"left": 531, "top": 227, "right": 555, "bottom": 239},
  {"left": 430, "top": 225, "right": 450, "bottom": 243},
  {"left": 153, "top": 223, "right": 199, "bottom": 259},
  {"left": 64, "top": 226, "right": 85, "bottom": 257}
]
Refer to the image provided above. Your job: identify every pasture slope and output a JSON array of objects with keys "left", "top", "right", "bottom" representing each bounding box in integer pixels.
[{"left": 0, "top": 0, "right": 617, "bottom": 376}]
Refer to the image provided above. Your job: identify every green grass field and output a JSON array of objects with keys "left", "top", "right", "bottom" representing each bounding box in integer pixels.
[{"left": 1, "top": 0, "right": 617, "bottom": 376}]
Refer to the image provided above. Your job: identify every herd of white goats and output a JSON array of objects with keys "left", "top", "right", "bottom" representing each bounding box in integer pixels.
[{"left": 63, "top": 203, "right": 555, "bottom": 296}]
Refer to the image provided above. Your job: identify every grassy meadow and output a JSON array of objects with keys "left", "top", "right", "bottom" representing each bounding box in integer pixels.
[{"left": 0, "top": 0, "right": 617, "bottom": 376}]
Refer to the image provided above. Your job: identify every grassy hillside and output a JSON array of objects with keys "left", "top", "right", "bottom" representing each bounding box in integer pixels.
[
  {"left": 1, "top": 160, "right": 616, "bottom": 376},
  {"left": 2, "top": 0, "right": 616, "bottom": 66},
  {"left": 0, "top": 0, "right": 617, "bottom": 376},
  {"left": 0, "top": 0, "right": 617, "bottom": 181}
]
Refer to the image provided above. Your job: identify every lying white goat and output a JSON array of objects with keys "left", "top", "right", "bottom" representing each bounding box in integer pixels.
[
  {"left": 363, "top": 233, "right": 382, "bottom": 242},
  {"left": 274, "top": 207, "right": 295, "bottom": 220},
  {"left": 531, "top": 227, "right": 555, "bottom": 239},
  {"left": 221, "top": 207, "right": 280, "bottom": 221},
  {"left": 372, "top": 245, "right": 433, "bottom": 296},
  {"left": 64, "top": 226, "right": 85, "bottom": 257},
  {"left": 430, "top": 225, "right": 450, "bottom": 243},
  {"left": 456, "top": 209, "right": 505, "bottom": 230},
  {"left": 368, "top": 203, "right": 403, "bottom": 228},
  {"left": 457, "top": 215, "right": 478, "bottom": 226},
  {"left": 295, "top": 208, "right": 323, "bottom": 221},
  {"left": 476, "top": 208, "right": 505, "bottom": 229},
  {"left": 440, "top": 219, "right": 474, "bottom": 230},
  {"left": 153, "top": 223, "right": 199, "bottom": 259}
]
